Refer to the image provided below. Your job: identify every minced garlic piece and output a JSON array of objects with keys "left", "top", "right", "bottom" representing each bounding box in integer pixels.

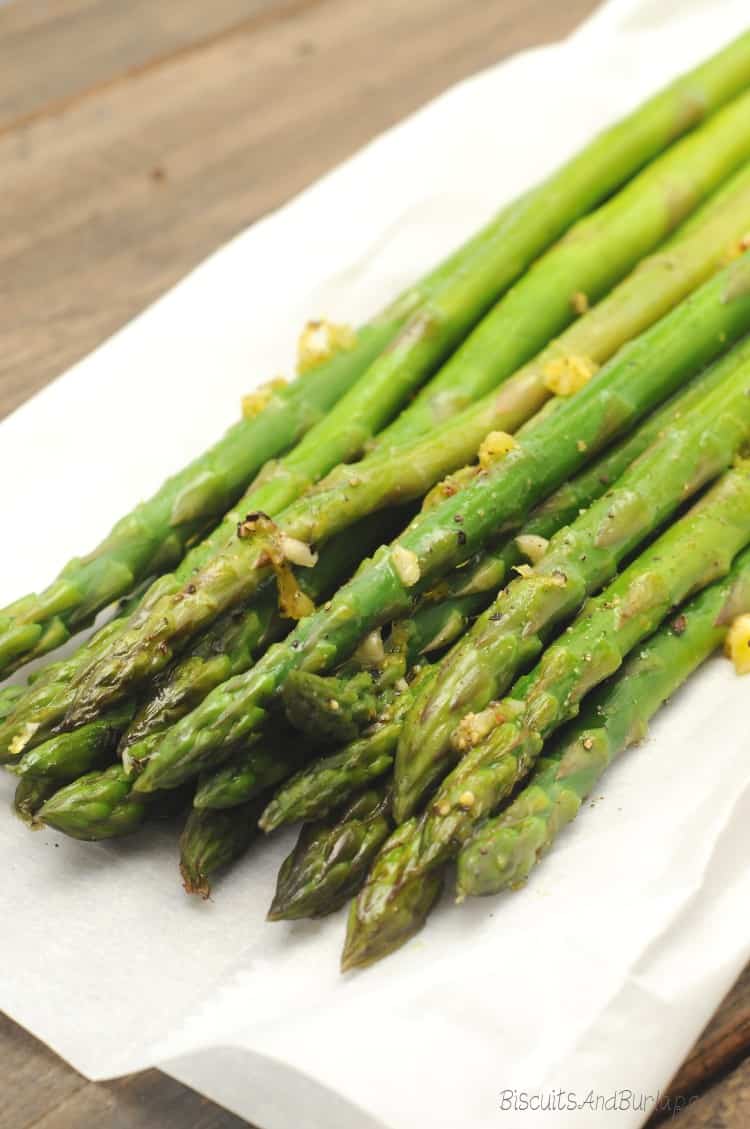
[
  {"left": 8, "top": 721, "right": 40, "bottom": 758},
  {"left": 513, "top": 563, "right": 534, "bottom": 578},
  {"left": 276, "top": 569, "right": 315, "bottom": 620},
  {"left": 515, "top": 534, "right": 549, "bottom": 565},
  {"left": 241, "top": 376, "right": 287, "bottom": 419},
  {"left": 392, "top": 545, "right": 421, "bottom": 587},
  {"left": 453, "top": 703, "right": 507, "bottom": 752},
  {"left": 422, "top": 466, "right": 479, "bottom": 510},
  {"left": 571, "top": 291, "right": 589, "bottom": 315},
  {"left": 235, "top": 512, "right": 315, "bottom": 619},
  {"left": 354, "top": 630, "right": 386, "bottom": 668},
  {"left": 278, "top": 533, "right": 318, "bottom": 568},
  {"left": 543, "top": 355, "right": 598, "bottom": 397},
  {"left": 726, "top": 614, "right": 750, "bottom": 674},
  {"left": 478, "top": 431, "right": 517, "bottom": 469},
  {"left": 297, "top": 319, "right": 356, "bottom": 374}
]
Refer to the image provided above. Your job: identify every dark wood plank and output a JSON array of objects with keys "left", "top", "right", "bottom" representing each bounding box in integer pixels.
[
  {"left": 667, "top": 966, "right": 750, "bottom": 1105},
  {"left": 0, "top": 0, "right": 596, "bottom": 419},
  {"left": 668, "top": 1056, "right": 750, "bottom": 1128},
  {"left": 0, "top": 0, "right": 284, "bottom": 132},
  {"left": 0, "top": 1009, "right": 247, "bottom": 1129},
  {"left": 0, "top": 1013, "right": 87, "bottom": 1129},
  {"left": 15, "top": 1066, "right": 248, "bottom": 1129}
]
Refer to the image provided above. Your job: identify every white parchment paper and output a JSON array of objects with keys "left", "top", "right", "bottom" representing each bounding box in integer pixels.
[{"left": 1, "top": 2, "right": 749, "bottom": 1126}]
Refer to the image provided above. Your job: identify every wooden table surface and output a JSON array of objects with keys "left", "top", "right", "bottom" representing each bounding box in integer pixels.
[{"left": 1, "top": 2, "right": 748, "bottom": 1126}]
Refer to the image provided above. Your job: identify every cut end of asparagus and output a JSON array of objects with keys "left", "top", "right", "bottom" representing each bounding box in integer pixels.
[{"left": 179, "top": 861, "right": 212, "bottom": 900}]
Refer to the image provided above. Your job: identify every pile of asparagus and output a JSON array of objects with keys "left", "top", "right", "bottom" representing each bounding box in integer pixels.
[{"left": 3, "top": 32, "right": 750, "bottom": 970}]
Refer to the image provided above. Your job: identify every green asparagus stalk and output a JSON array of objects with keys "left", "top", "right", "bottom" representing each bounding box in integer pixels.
[
  {"left": 38, "top": 765, "right": 154, "bottom": 841},
  {"left": 393, "top": 341, "right": 750, "bottom": 819},
  {"left": 64, "top": 106, "right": 750, "bottom": 720},
  {"left": 122, "top": 596, "right": 282, "bottom": 763},
  {"left": 13, "top": 775, "right": 58, "bottom": 828},
  {"left": 179, "top": 582, "right": 495, "bottom": 814},
  {"left": 259, "top": 689, "right": 420, "bottom": 831},
  {"left": 0, "top": 685, "right": 24, "bottom": 724},
  {"left": 34, "top": 718, "right": 310, "bottom": 838},
  {"left": 37, "top": 765, "right": 193, "bottom": 841},
  {"left": 268, "top": 785, "right": 393, "bottom": 920},
  {"left": 179, "top": 799, "right": 264, "bottom": 898},
  {"left": 14, "top": 701, "right": 136, "bottom": 781},
  {"left": 192, "top": 728, "right": 318, "bottom": 810},
  {"left": 283, "top": 671, "right": 384, "bottom": 745},
  {"left": 0, "top": 609, "right": 140, "bottom": 764},
  {"left": 0, "top": 579, "right": 163, "bottom": 763},
  {"left": 279, "top": 572, "right": 494, "bottom": 744},
  {"left": 120, "top": 511, "right": 402, "bottom": 756},
  {"left": 343, "top": 465, "right": 750, "bottom": 968},
  {"left": 130, "top": 256, "right": 750, "bottom": 794},
  {"left": 456, "top": 545, "right": 750, "bottom": 898}
]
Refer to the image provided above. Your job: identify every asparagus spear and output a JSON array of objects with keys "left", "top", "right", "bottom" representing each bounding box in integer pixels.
[
  {"left": 192, "top": 728, "right": 318, "bottom": 810},
  {"left": 279, "top": 569, "right": 495, "bottom": 744},
  {"left": 393, "top": 342, "right": 750, "bottom": 819},
  {"left": 119, "top": 511, "right": 402, "bottom": 757},
  {"left": 179, "top": 799, "right": 264, "bottom": 898},
  {"left": 13, "top": 776, "right": 58, "bottom": 828},
  {"left": 14, "top": 701, "right": 135, "bottom": 781},
  {"left": 38, "top": 765, "right": 154, "bottom": 841},
  {"left": 259, "top": 694, "right": 418, "bottom": 832},
  {"left": 130, "top": 256, "right": 750, "bottom": 793},
  {"left": 343, "top": 465, "right": 750, "bottom": 968},
  {"left": 0, "top": 580, "right": 160, "bottom": 763},
  {"left": 64, "top": 107, "right": 750, "bottom": 719},
  {"left": 268, "top": 786, "right": 393, "bottom": 920},
  {"left": 0, "top": 685, "right": 24, "bottom": 724},
  {"left": 29, "top": 717, "right": 300, "bottom": 839},
  {"left": 456, "top": 545, "right": 750, "bottom": 898},
  {"left": 201, "top": 557, "right": 454, "bottom": 819},
  {"left": 37, "top": 765, "right": 192, "bottom": 841}
]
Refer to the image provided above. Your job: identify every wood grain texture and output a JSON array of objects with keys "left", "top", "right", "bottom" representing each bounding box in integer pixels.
[
  {"left": 0, "top": 0, "right": 279, "bottom": 131},
  {"left": 2, "top": 0, "right": 748, "bottom": 1126},
  {"left": 0, "top": 1014, "right": 245, "bottom": 1129},
  {"left": 667, "top": 1057, "right": 750, "bottom": 1128},
  {"left": 665, "top": 967, "right": 750, "bottom": 1108}
]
